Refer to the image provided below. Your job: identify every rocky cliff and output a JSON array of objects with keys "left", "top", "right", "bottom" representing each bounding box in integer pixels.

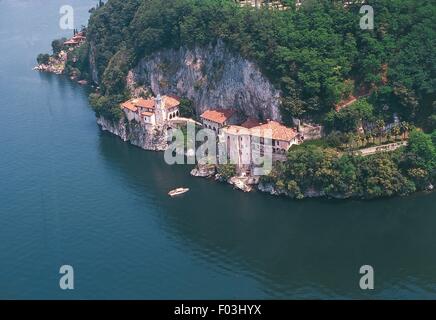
[
  {"left": 97, "top": 116, "right": 169, "bottom": 151},
  {"left": 128, "top": 41, "right": 282, "bottom": 121},
  {"left": 89, "top": 41, "right": 99, "bottom": 84}
]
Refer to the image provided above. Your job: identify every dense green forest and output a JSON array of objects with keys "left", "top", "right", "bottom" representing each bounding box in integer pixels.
[
  {"left": 85, "top": 0, "right": 434, "bottom": 129},
  {"left": 262, "top": 129, "right": 436, "bottom": 199},
  {"left": 67, "top": 0, "right": 435, "bottom": 198}
]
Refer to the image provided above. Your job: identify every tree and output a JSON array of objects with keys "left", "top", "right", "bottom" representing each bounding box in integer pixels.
[
  {"left": 431, "top": 130, "right": 436, "bottom": 147},
  {"left": 89, "top": 93, "right": 124, "bottom": 120},
  {"left": 407, "top": 129, "right": 436, "bottom": 172},
  {"left": 359, "top": 154, "right": 415, "bottom": 198},
  {"left": 217, "top": 164, "right": 236, "bottom": 181},
  {"left": 366, "top": 131, "right": 374, "bottom": 145},
  {"left": 392, "top": 124, "right": 401, "bottom": 141},
  {"left": 287, "top": 180, "right": 304, "bottom": 199},
  {"left": 78, "top": 0, "right": 434, "bottom": 127},
  {"left": 400, "top": 121, "right": 410, "bottom": 140},
  {"left": 51, "top": 38, "right": 66, "bottom": 54},
  {"left": 375, "top": 119, "right": 385, "bottom": 143},
  {"left": 37, "top": 53, "right": 50, "bottom": 65},
  {"left": 324, "top": 99, "right": 374, "bottom": 133},
  {"left": 179, "top": 98, "right": 195, "bottom": 118}
]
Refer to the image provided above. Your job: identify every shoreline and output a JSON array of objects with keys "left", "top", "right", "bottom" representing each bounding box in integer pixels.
[
  {"left": 33, "top": 58, "right": 434, "bottom": 201},
  {"left": 95, "top": 114, "right": 435, "bottom": 200}
]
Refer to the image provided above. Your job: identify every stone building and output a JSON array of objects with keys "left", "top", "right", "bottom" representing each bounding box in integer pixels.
[
  {"left": 220, "top": 119, "right": 303, "bottom": 175},
  {"left": 200, "top": 109, "right": 238, "bottom": 132},
  {"left": 120, "top": 95, "right": 180, "bottom": 126}
]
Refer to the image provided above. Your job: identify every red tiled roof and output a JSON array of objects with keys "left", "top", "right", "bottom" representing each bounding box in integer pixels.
[
  {"left": 72, "top": 35, "right": 86, "bottom": 40},
  {"left": 64, "top": 39, "right": 79, "bottom": 45},
  {"left": 200, "top": 109, "right": 236, "bottom": 124},
  {"left": 240, "top": 117, "right": 262, "bottom": 129},
  {"left": 121, "top": 96, "right": 180, "bottom": 113},
  {"left": 121, "top": 100, "right": 138, "bottom": 112},
  {"left": 133, "top": 98, "right": 155, "bottom": 109},
  {"left": 163, "top": 95, "right": 180, "bottom": 109},
  {"left": 141, "top": 111, "right": 154, "bottom": 117},
  {"left": 251, "top": 120, "right": 298, "bottom": 142}
]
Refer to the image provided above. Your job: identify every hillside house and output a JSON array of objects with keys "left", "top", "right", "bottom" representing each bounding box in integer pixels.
[
  {"left": 220, "top": 119, "right": 303, "bottom": 175},
  {"left": 200, "top": 109, "right": 238, "bottom": 132},
  {"left": 64, "top": 32, "right": 86, "bottom": 48},
  {"left": 120, "top": 95, "right": 181, "bottom": 125},
  {"left": 250, "top": 120, "right": 302, "bottom": 160},
  {"left": 220, "top": 125, "right": 253, "bottom": 173}
]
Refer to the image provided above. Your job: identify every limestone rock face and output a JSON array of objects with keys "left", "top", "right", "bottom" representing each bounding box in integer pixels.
[
  {"left": 89, "top": 41, "right": 99, "bottom": 84},
  {"left": 97, "top": 116, "right": 169, "bottom": 151},
  {"left": 130, "top": 41, "right": 282, "bottom": 121}
]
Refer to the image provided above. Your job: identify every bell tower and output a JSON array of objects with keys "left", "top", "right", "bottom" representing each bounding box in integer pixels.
[{"left": 154, "top": 94, "right": 167, "bottom": 124}]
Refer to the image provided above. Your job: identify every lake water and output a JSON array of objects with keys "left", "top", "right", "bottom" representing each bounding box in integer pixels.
[{"left": 0, "top": 0, "right": 435, "bottom": 299}]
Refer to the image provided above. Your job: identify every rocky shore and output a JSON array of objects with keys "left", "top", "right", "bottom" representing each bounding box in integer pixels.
[
  {"left": 190, "top": 164, "right": 259, "bottom": 193},
  {"left": 34, "top": 51, "right": 67, "bottom": 74}
]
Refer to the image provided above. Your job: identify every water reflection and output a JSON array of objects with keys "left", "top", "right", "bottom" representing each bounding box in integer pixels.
[
  {"left": 3, "top": 0, "right": 435, "bottom": 299},
  {"left": 97, "top": 129, "right": 436, "bottom": 298}
]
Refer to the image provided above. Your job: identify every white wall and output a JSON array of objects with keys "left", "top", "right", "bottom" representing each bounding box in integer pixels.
[{"left": 202, "top": 119, "right": 220, "bottom": 132}]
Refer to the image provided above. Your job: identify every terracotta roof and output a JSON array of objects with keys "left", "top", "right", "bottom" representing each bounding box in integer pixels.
[
  {"left": 121, "top": 100, "right": 138, "bottom": 112},
  {"left": 240, "top": 117, "right": 262, "bottom": 129},
  {"left": 200, "top": 109, "right": 236, "bottom": 124},
  {"left": 72, "top": 35, "right": 86, "bottom": 40},
  {"left": 163, "top": 95, "right": 180, "bottom": 109},
  {"left": 133, "top": 98, "right": 155, "bottom": 109},
  {"left": 251, "top": 120, "right": 298, "bottom": 142},
  {"left": 64, "top": 39, "right": 79, "bottom": 45},
  {"left": 121, "top": 96, "right": 180, "bottom": 113}
]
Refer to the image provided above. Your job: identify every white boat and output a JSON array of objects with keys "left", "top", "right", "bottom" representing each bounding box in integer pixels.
[{"left": 168, "top": 187, "right": 190, "bottom": 197}]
